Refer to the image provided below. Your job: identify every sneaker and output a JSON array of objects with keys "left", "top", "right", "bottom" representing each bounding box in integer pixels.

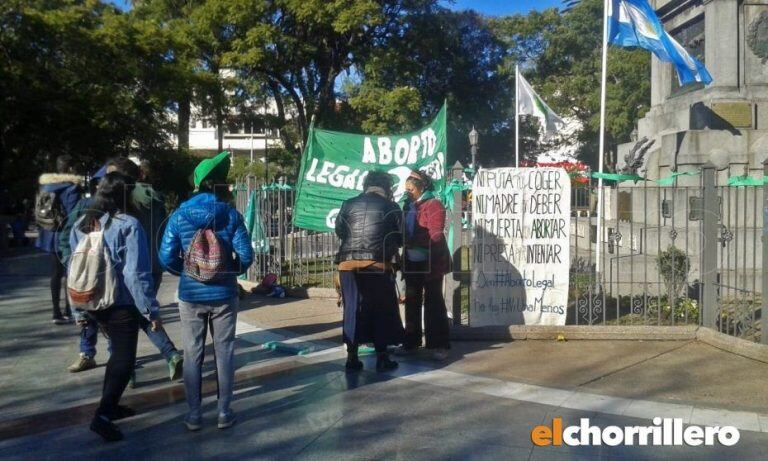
[
  {"left": 217, "top": 412, "right": 236, "bottom": 430},
  {"left": 128, "top": 370, "right": 136, "bottom": 389},
  {"left": 167, "top": 353, "right": 183, "bottom": 381},
  {"left": 67, "top": 354, "right": 97, "bottom": 373},
  {"left": 90, "top": 415, "right": 123, "bottom": 442},
  {"left": 184, "top": 415, "right": 202, "bottom": 432},
  {"left": 431, "top": 348, "right": 449, "bottom": 361}
]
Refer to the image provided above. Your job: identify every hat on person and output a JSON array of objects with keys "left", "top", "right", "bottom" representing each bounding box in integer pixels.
[
  {"left": 193, "top": 152, "right": 231, "bottom": 188},
  {"left": 92, "top": 165, "right": 108, "bottom": 179}
]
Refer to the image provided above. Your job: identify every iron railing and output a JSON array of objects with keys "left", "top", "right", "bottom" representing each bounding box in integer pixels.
[{"left": 235, "top": 163, "right": 767, "bottom": 343}]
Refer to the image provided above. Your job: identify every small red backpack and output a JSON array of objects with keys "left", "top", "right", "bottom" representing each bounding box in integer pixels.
[{"left": 184, "top": 226, "right": 228, "bottom": 283}]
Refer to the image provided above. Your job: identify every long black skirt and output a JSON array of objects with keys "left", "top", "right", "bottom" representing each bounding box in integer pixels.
[{"left": 340, "top": 269, "right": 405, "bottom": 350}]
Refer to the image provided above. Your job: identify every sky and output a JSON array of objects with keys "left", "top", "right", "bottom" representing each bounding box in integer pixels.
[
  {"left": 108, "top": 0, "right": 564, "bottom": 15},
  {"left": 441, "top": 0, "right": 563, "bottom": 15}
]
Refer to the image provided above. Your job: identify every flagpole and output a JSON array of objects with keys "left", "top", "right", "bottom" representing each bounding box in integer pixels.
[
  {"left": 596, "top": 0, "right": 609, "bottom": 275},
  {"left": 515, "top": 64, "right": 520, "bottom": 168}
]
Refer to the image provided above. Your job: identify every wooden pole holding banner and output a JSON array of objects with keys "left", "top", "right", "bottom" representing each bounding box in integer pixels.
[
  {"left": 596, "top": 0, "right": 609, "bottom": 274},
  {"left": 515, "top": 64, "right": 520, "bottom": 168}
]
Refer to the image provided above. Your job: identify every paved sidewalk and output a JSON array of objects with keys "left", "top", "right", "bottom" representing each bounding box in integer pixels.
[{"left": 2, "top": 249, "right": 768, "bottom": 459}]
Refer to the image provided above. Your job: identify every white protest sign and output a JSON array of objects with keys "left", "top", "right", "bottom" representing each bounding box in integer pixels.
[{"left": 471, "top": 167, "right": 571, "bottom": 326}]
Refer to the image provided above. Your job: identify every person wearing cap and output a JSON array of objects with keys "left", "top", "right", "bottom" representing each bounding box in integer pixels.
[
  {"left": 334, "top": 170, "right": 405, "bottom": 372},
  {"left": 63, "top": 158, "right": 183, "bottom": 385},
  {"left": 159, "top": 151, "right": 253, "bottom": 432},
  {"left": 401, "top": 170, "right": 451, "bottom": 360}
]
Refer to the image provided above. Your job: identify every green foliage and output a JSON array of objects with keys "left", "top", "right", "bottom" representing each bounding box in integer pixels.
[
  {"left": 228, "top": 156, "right": 265, "bottom": 183},
  {"left": 149, "top": 148, "right": 199, "bottom": 200},
  {"left": 656, "top": 245, "right": 691, "bottom": 306},
  {"left": 355, "top": 8, "right": 511, "bottom": 165},
  {"left": 347, "top": 84, "right": 423, "bottom": 134},
  {"left": 1, "top": 0, "right": 177, "bottom": 199},
  {"left": 1, "top": 0, "right": 654, "bottom": 200},
  {"left": 533, "top": 0, "right": 650, "bottom": 168}
]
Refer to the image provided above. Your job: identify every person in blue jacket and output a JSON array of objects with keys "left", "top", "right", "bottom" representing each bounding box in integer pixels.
[
  {"left": 36, "top": 155, "right": 83, "bottom": 324},
  {"left": 159, "top": 152, "right": 253, "bottom": 432},
  {"left": 69, "top": 172, "right": 163, "bottom": 442}
]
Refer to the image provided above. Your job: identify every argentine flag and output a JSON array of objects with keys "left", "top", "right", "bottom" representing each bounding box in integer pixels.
[{"left": 608, "top": 0, "right": 712, "bottom": 86}]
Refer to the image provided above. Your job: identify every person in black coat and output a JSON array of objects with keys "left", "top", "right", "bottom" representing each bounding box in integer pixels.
[{"left": 335, "top": 170, "right": 404, "bottom": 372}]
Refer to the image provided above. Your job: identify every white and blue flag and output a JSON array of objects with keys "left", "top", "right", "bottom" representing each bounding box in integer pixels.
[{"left": 608, "top": 0, "right": 712, "bottom": 85}]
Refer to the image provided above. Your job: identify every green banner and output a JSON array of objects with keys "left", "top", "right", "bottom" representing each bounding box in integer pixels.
[{"left": 293, "top": 104, "right": 448, "bottom": 231}]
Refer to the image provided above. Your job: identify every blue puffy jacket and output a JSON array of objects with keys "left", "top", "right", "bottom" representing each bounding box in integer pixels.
[{"left": 159, "top": 192, "right": 253, "bottom": 303}]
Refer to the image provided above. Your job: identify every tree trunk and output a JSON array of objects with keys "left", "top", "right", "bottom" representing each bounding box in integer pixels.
[
  {"left": 177, "top": 94, "right": 190, "bottom": 153},
  {"left": 217, "top": 105, "right": 224, "bottom": 153}
]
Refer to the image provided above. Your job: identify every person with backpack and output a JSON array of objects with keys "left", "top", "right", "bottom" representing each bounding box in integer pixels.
[
  {"left": 61, "top": 159, "right": 183, "bottom": 383},
  {"left": 159, "top": 152, "right": 253, "bottom": 432},
  {"left": 68, "top": 172, "right": 162, "bottom": 442},
  {"left": 36, "top": 155, "right": 83, "bottom": 324}
]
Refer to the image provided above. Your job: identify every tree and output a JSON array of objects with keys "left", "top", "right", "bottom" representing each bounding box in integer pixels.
[
  {"left": 490, "top": 0, "right": 650, "bottom": 170},
  {"left": 225, "top": 0, "right": 440, "bottom": 154},
  {"left": 533, "top": 0, "right": 650, "bottom": 169},
  {"left": 0, "top": 0, "right": 176, "bottom": 199},
  {"left": 352, "top": 8, "right": 511, "bottom": 166},
  {"left": 346, "top": 82, "right": 422, "bottom": 135}
]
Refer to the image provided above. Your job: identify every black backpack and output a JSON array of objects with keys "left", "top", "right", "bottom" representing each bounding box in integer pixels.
[{"left": 35, "top": 189, "right": 65, "bottom": 231}]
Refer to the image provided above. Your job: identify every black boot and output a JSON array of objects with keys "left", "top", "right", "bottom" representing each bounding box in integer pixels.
[
  {"left": 345, "top": 344, "right": 363, "bottom": 371},
  {"left": 90, "top": 414, "right": 124, "bottom": 442},
  {"left": 376, "top": 352, "right": 398, "bottom": 372}
]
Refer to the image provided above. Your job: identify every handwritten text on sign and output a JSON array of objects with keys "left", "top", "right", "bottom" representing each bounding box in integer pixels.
[{"left": 471, "top": 168, "right": 571, "bottom": 326}]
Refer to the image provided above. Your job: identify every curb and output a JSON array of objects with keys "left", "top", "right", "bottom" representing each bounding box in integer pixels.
[
  {"left": 450, "top": 324, "right": 768, "bottom": 364},
  {"left": 450, "top": 325, "right": 699, "bottom": 341},
  {"left": 696, "top": 327, "right": 768, "bottom": 364}
]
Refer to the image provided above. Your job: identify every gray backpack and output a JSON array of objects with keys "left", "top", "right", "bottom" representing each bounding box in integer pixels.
[{"left": 67, "top": 218, "right": 118, "bottom": 311}]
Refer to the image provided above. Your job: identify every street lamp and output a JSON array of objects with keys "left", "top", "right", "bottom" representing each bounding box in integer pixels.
[{"left": 468, "top": 126, "right": 479, "bottom": 170}]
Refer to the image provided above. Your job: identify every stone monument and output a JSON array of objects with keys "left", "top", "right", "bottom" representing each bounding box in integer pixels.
[
  {"left": 602, "top": 0, "right": 766, "bottom": 299},
  {"left": 617, "top": 0, "right": 768, "bottom": 185}
]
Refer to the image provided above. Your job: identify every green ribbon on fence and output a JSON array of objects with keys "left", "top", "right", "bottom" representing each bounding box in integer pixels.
[
  {"left": 261, "top": 182, "right": 293, "bottom": 191},
  {"left": 727, "top": 175, "right": 768, "bottom": 187},
  {"left": 242, "top": 191, "right": 270, "bottom": 264},
  {"left": 654, "top": 171, "right": 700, "bottom": 186},
  {"left": 439, "top": 179, "right": 471, "bottom": 211},
  {"left": 439, "top": 178, "right": 472, "bottom": 253},
  {"left": 590, "top": 172, "right": 645, "bottom": 182},
  {"left": 590, "top": 171, "right": 703, "bottom": 185}
]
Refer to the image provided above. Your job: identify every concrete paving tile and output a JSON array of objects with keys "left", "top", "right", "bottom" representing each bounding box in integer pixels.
[
  {"left": 690, "top": 407, "right": 761, "bottom": 432},
  {"left": 529, "top": 447, "right": 607, "bottom": 460},
  {"left": 758, "top": 413, "right": 768, "bottom": 432},
  {"left": 622, "top": 399, "right": 693, "bottom": 423},
  {"left": 646, "top": 429, "right": 768, "bottom": 461},
  {"left": 560, "top": 392, "right": 635, "bottom": 416},
  {"left": 298, "top": 427, "right": 533, "bottom": 461}
]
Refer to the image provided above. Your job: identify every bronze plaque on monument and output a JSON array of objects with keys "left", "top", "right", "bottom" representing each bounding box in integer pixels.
[{"left": 711, "top": 103, "right": 753, "bottom": 128}]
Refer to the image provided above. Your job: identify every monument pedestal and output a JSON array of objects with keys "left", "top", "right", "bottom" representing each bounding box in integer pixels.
[{"left": 618, "top": 0, "right": 768, "bottom": 181}]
